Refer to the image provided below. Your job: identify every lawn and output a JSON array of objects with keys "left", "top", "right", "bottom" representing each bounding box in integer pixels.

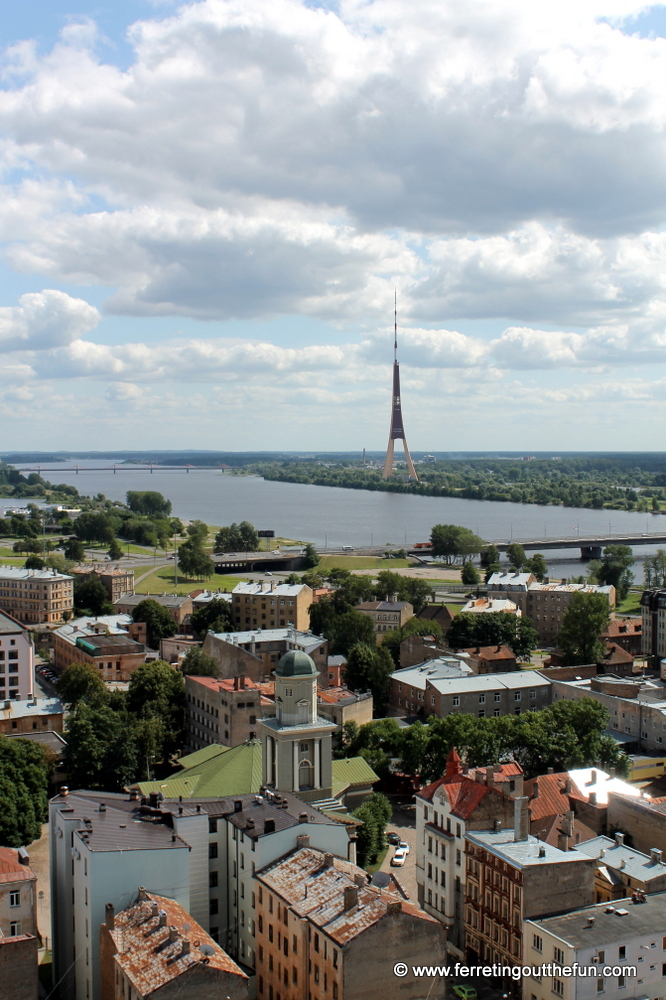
[
  {"left": 317, "top": 555, "right": 410, "bottom": 571},
  {"left": 615, "top": 590, "right": 643, "bottom": 615},
  {"left": 135, "top": 566, "right": 248, "bottom": 596},
  {"left": 364, "top": 845, "right": 389, "bottom": 874}
]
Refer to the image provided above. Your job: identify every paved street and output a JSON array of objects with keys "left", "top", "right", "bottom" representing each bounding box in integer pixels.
[{"left": 381, "top": 798, "right": 419, "bottom": 901}]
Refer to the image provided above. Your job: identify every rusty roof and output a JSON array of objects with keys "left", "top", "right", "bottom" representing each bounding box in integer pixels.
[
  {"left": 418, "top": 761, "right": 519, "bottom": 819},
  {"left": 462, "top": 645, "right": 516, "bottom": 660},
  {"left": 601, "top": 618, "right": 641, "bottom": 636},
  {"left": 188, "top": 676, "right": 260, "bottom": 693},
  {"left": 257, "top": 848, "right": 437, "bottom": 946},
  {"left": 110, "top": 892, "right": 246, "bottom": 995},
  {"left": 0, "top": 847, "right": 36, "bottom": 886}
]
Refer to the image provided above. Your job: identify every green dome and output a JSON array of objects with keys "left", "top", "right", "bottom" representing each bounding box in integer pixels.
[{"left": 275, "top": 650, "right": 318, "bottom": 677}]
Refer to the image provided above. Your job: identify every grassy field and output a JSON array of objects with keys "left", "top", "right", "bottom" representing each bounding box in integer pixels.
[
  {"left": 615, "top": 590, "right": 643, "bottom": 615},
  {"left": 134, "top": 566, "right": 247, "bottom": 595},
  {"left": 317, "top": 555, "right": 410, "bottom": 571}
]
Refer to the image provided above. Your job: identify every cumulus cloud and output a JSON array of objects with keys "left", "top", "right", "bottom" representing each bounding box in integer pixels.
[{"left": 0, "top": 290, "right": 99, "bottom": 351}]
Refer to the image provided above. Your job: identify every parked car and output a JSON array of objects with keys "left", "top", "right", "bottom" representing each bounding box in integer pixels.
[
  {"left": 398, "top": 841, "right": 410, "bottom": 854},
  {"left": 452, "top": 987, "right": 478, "bottom": 1000},
  {"left": 391, "top": 849, "right": 406, "bottom": 868},
  {"left": 387, "top": 832, "right": 401, "bottom": 845}
]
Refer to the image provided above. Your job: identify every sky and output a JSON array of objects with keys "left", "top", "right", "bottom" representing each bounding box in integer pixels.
[{"left": 2, "top": 1, "right": 666, "bottom": 451}]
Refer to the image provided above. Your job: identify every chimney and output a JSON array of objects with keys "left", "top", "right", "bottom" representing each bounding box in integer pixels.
[
  {"left": 240, "top": 676, "right": 245, "bottom": 690},
  {"left": 343, "top": 886, "right": 358, "bottom": 911},
  {"left": 514, "top": 796, "right": 529, "bottom": 842},
  {"left": 532, "top": 780, "right": 539, "bottom": 799},
  {"left": 354, "top": 873, "right": 366, "bottom": 888},
  {"left": 129, "top": 789, "right": 140, "bottom": 801},
  {"left": 264, "top": 819, "right": 275, "bottom": 834},
  {"left": 590, "top": 769, "right": 597, "bottom": 784},
  {"left": 299, "top": 812, "right": 308, "bottom": 823},
  {"left": 168, "top": 926, "right": 178, "bottom": 943},
  {"left": 386, "top": 899, "right": 401, "bottom": 914},
  {"left": 563, "top": 811, "right": 574, "bottom": 837},
  {"left": 158, "top": 911, "right": 167, "bottom": 927},
  {"left": 589, "top": 792, "right": 597, "bottom": 806},
  {"left": 151, "top": 902, "right": 159, "bottom": 916},
  {"left": 615, "top": 832, "right": 625, "bottom": 847},
  {"left": 557, "top": 833, "right": 568, "bottom": 852},
  {"left": 60, "top": 785, "right": 69, "bottom": 797},
  {"left": 181, "top": 939, "right": 191, "bottom": 956},
  {"left": 246, "top": 818, "right": 255, "bottom": 830},
  {"left": 564, "top": 777, "right": 572, "bottom": 794},
  {"left": 511, "top": 774, "right": 524, "bottom": 798},
  {"left": 138, "top": 886, "right": 147, "bottom": 901},
  {"left": 234, "top": 676, "right": 239, "bottom": 691},
  {"left": 538, "top": 845, "right": 546, "bottom": 858},
  {"left": 105, "top": 903, "right": 115, "bottom": 929},
  {"left": 651, "top": 848, "right": 663, "bottom": 865},
  {"left": 297, "top": 834, "right": 310, "bottom": 849},
  {"left": 323, "top": 853, "right": 334, "bottom": 867},
  {"left": 475, "top": 770, "right": 485, "bottom": 784},
  {"left": 234, "top": 800, "right": 243, "bottom": 812}
]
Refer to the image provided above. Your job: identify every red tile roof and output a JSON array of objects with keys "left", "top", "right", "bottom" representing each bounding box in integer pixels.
[
  {"left": 189, "top": 676, "right": 259, "bottom": 692},
  {"left": 418, "top": 750, "right": 519, "bottom": 818},
  {"left": 0, "top": 848, "right": 36, "bottom": 886},
  {"left": 602, "top": 618, "right": 641, "bottom": 637},
  {"left": 524, "top": 773, "right": 598, "bottom": 847},
  {"left": 462, "top": 645, "right": 516, "bottom": 660}
]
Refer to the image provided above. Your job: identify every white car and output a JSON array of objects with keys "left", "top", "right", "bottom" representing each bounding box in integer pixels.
[
  {"left": 398, "top": 841, "right": 410, "bottom": 854},
  {"left": 391, "top": 849, "right": 407, "bottom": 868}
]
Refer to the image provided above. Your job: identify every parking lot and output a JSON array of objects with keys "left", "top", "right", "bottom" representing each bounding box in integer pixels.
[{"left": 381, "top": 798, "right": 418, "bottom": 901}]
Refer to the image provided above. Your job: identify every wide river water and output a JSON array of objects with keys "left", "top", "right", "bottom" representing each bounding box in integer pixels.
[{"left": 10, "top": 461, "right": 666, "bottom": 581}]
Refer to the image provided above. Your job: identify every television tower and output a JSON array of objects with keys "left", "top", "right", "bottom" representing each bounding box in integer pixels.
[{"left": 382, "top": 292, "right": 418, "bottom": 481}]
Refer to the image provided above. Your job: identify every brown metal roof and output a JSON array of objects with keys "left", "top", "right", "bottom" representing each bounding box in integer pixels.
[{"left": 0, "top": 847, "right": 36, "bottom": 886}]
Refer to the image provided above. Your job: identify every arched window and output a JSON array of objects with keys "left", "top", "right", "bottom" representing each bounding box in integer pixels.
[{"left": 298, "top": 759, "right": 314, "bottom": 791}]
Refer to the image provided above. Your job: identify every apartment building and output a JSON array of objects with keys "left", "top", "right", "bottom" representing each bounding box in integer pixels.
[
  {"left": 428, "top": 671, "right": 552, "bottom": 721},
  {"left": 186, "top": 674, "right": 261, "bottom": 750},
  {"left": 71, "top": 567, "right": 134, "bottom": 604},
  {"left": 0, "top": 846, "right": 38, "bottom": 1000},
  {"left": 232, "top": 582, "right": 313, "bottom": 633},
  {"left": 388, "top": 657, "right": 473, "bottom": 716},
  {"left": 114, "top": 593, "right": 192, "bottom": 628},
  {"left": 486, "top": 572, "right": 536, "bottom": 608},
  {"left": 50, "top": 789, "right": 191, "bottom": 1000},
  {"left": 0, "top": 695, "right": 63, "bottom": 737},
  {"left": 523, "top": 891, "right": 666, "bottom": 1000},
  {"left": 462, "top": 645, "right": 517, "bottom": 673},
  {"left": 0, "top": 611, "right": 33, "bottom": 701},
  {"left": 416, "top": 748, "right": 521, "bottom": 954},
  {"left": 601, "top": 617, "right": 642, "bottom": 657},
  {"left": 0, "top": 565, "right": 73, "bottom": 625},
  {"left": 99, "top": 889, "right": 247, "bottom": 1000},
  {"left": 460, "top": 597, "right": 521, "bottom": 616},
  {"left": 550, "top": 674, "right": 666, "bottom": 752},
  {"left": 576, "top": 834, "right": 666, "bottom": 901},
  {"left": 524, "top": 583, "right": 615, "bottom": 643},
  {"left": 52, "top": 614, "right": 145, "bottom": 680},
  {"left": 354, "top": 600, "right": 414, "bottom": 639},
  {"left": 464, "top": 799, "right": 596, "bottom": 986},
  {"left": 316, "top": 687, "right": 373, "bottom": 730},
  {"left": 255, "top": 845, "right": 445, "bottom": 1000},
  {"left": 606, "top": 792, "right": 666, "bottom": 856},
  {"left": 202, "top": 627, "right": 328, "bottom": 683}
]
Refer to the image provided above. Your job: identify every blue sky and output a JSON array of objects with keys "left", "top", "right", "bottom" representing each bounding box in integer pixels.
[{"left": 2, "top": 0, "right": 666, "bottom": 451}]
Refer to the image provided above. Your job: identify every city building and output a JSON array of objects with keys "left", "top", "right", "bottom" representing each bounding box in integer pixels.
[
  {"left": 523, "top": 891, "right": 666, "bottom": 1000},
  {"left": 641, "top": 589, "right": 666, "bottom": 666},
  {"left": 0, "top": 846, "right": 38, "bottom": 1000},
  {"left": 576, "top": 833, "right": 666, "bottom": 901},
  {"left": 135, "top": 742, "right": 264, "bottom": 800},
  {"left": 418, "top": 603, "right": 457, "bottom": 636},
  {"left": 52, "top": 614, "right": 145, "bottom": 680},
  {"left": 427, "top": 671, "right": 552, "bottom": 721},
  {"left": 231, "top": 582, "right": 313, "bottom": 633},
  {"left": 71, "top": 567, "right": 134, "bottom": 604},
  {"left": 549, "top": 673, "right": 666, "bottom": 752},
  {"left": 114, "top": 593, "right": 193, "bottom": 629},
  {"left": 462, "top": 645, "right": 518, "bottom": 673},
  {"left": 600, "top": 617, "right": 642, "bottom": 657},
  {"left": 202, "top": 627, "right": 328, "bottom": 683},
  {"left": 460, "top": 597, "right": 521, "bottom": 617},
  {"left": 255, "top": 846, "right": 444, "bottom": 1000},
  {"left": 606, "top": 792, "right": 666, "bottom": 856},
  {"left": 596, "top": 643, "right": 635, "bottom": 676},
  {"left": 325, "top": 655, "right": 347, "bottom": 687},
  {"left": 416, "top": 748, "right": 521, "bottom": 954},
  {"left": 50, "top": 788, "right": 192, "bottom": 1000},
  {"left": 524, "top": 583, "right": 615, "bottom": 644},
  {"left": 190, "top": 589, "right": 233, "bottom": 613},
  {"left": 354, "top": 600, "right": 414, "bottom": 639},
  {"left": 186, "top": 675, "right": 262, "bottom": 751},
  {"left": 464, "top": 805, "right": 596, "bottom": 986},
  {"left": 259, "top": 650, "right": 337, "bottom": 803},
  {"left": 486, "top": 572, "right": 536, "bottom": 605},
  {"left": 399, "top": 634, "right": 450, "bottom": 668},
  {"left": 0, "top": 695, "right": 63, "bottom": 737},
  {"left": 316, "top": 687, "right": 373, "bottom": 730},
  {"left": 0, "top": 611, "right": 34, "bottom": 701},
  {"left": 0, "top": 565, "right": 73, "bottom": 625},
  {"left": 388, "top": 657, "right": 473, "bottom": 716},
  {"left": 99, "top": 888, "right": 247, "bottom": 1000},
  {"left": 522, "top": 768, "right": 637, "bottom": 847}
]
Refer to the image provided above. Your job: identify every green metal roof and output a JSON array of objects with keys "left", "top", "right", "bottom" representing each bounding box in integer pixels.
[
  {"left": 331, "top": 757, "right": 379, "bottom": 799},
  {"left": 136, "top": 741, "right": 263, "bottom": 799}
]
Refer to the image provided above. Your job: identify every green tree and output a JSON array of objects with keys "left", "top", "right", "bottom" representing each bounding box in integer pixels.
[
  {"left": 374, "top": 571, "right": 433, "bottom": 614},
  {"left": 190, "top": 598, "right": 234, "bottom": 637},
  {"left": 645, "top": 549, "right": 666, "bottom": 589},
  {"left": 524, "top": 552, "right": 548, "bottom": 581},
  {"left": 352, "top": 792, "right": 392, "bottom": 867},
  {"left": 64, "top": 537, "right": 86, "bottom": 562},
  {"left": 344, "top": 642, "right": 395, "bottom": 715},
  {"left": 506, "top": 543, "right": 526, "bottom": 570},
  {"left": 57, "top": 662, "right": 108, "bottom": 707},
  {"left": 446, "top": 612, "right": 537, "bottom": 659},
  {"left": 24, "top": 554, "right": 45, "bottom": 569},
  {"left": 381, "top": 617, "right": 444, "bottom": 667},
  {"left": 132, "top": 599, "right": 177, "bottom": 649},
  {"left": 73, "top": 575, "right": 113, "bottom": 616},
  {"left": 108, "top": 538, "right": 124, "bottom": 561},
  {"left": 214, "top": 521, "right": 258, "bottom": 552},
  {"left": 303, "top": 543, "right": 320, "bottom": 568},
  {"left": 177, "top": 523, "right": 214, "bottom": 578},
  {"left": 74, "top": 511, "right": 114, "bottom": 545},
  {"left": 64, "top": 701, "right": 140, "bottom": 791},
  {"left": 593, "top": 545, "right": 635, "bottom": 602},
  {"left": 328, "top": 610, "right": 377, "bottom": 656},
  {"left": 126, "top": 491, "right": 172, "bottom": 517},
  {"left": 0, "top": 736, "right": 51, "bottom": 847},
  {"left": 430, "top": 524, "right": 484, "bottom": 563},
  {"left": 127, "top": 660, "right": 186, "bottom": 756},
  {"left": 179, "top": 647, "right": 220, "bottom": 677},
  {"left": 558, "top": 592, "right": 610, "bottom": 665},
  {"left": 461, "top": 561, "right": 481, "bottom": 585}
]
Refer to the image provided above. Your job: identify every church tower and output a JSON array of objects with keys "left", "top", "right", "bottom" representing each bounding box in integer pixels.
[{"left": 259, "top": 650, "right": 336, "bottom": 803}]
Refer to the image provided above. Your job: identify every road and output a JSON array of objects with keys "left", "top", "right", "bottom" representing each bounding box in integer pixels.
[{"left": 381, "top": 799, "right": 419, "bottom": 902}]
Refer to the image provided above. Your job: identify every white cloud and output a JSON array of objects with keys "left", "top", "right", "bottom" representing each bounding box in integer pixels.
[{"left": 0, "top": 290, "right": 99, "bottom": 351}]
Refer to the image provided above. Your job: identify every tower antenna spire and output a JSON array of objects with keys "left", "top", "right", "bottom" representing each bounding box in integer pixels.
[{"left": 382, "top": 288, "right": 418, "bottom": 482}]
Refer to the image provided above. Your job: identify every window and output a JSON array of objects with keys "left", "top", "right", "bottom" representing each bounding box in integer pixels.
[
  {"left": 9, "top": 921, "right": 21, "bottom": 936},
  {"left": 479, "top": 694, "right": 485, "bottom": 704},
  {"left": 494, "top": 692, "right": 501, "bottom": 702},
  {"left": 533, "top": 934, "right": 543, "bottom": 952},
  {"left": 209, "top": 818, "right": 218, "bottom": 833},
  {"left": 209, "top": 843, "right": 218, "bottom": 859},
  {"left": 552, "top": 980, "right": 564, "bottom": 997},
  {"left": 209, "top": 871, "right": 218, "bottom": 888},
  {"left": 514, "top": 692, "right": 521, "bottom": 701},
  {"left": 453, "top": 696, "right": 460, "bottom": 707},
  {"left": 9, "top": 890, "right": 20, "bottom": 907},
  {"left": 554, "top": 947, "right": 564, "bottom": 965},
  {"left": 619, "top": 946, "right": 625, "bottom": 961},
  {"left": 598, "top": 952, "right": 605, "bottom": 964},
  {"left": 618, "top": 974, "right": 626, "bottom": 989}
]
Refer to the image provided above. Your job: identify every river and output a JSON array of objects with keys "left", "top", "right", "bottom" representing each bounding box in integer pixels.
[{"left": 8, "top": 461, "right": 666, "bottom": 582}]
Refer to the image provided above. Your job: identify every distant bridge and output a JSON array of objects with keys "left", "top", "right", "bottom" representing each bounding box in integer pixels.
[
  {"left": 409, "top": 532, "right": 666, "bottom": 561},
  {"left": 17, "top": 465, "right": 228, "bottom": 473}
]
